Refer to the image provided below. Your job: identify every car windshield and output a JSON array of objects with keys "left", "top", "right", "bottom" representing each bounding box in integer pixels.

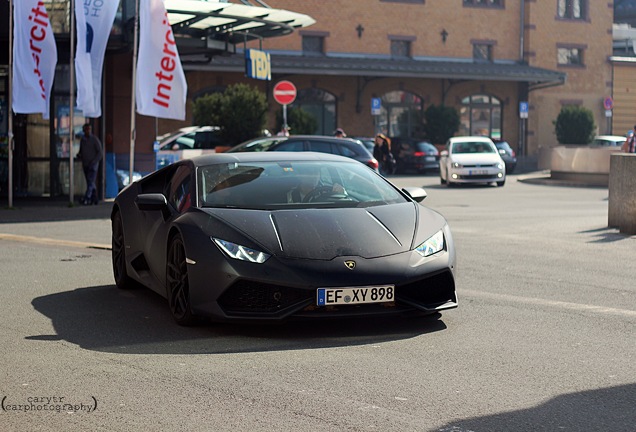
[
  {"left": 495, "top": 142, "right": 512, "bottom": 152},
  {"left": 416, "top": 142, "right": 436, "bottom": 153},
  {"left": 198, "top": 161, "right": 407, "bottom": 210},
  {"left": 228, "top": 137, "right": 288, "bottom": 152},
  {"left": 452, "top": 141, "right": 496, "bottom": 154}
]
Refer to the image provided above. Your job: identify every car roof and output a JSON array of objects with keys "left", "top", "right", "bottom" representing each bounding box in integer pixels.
[
  {"left": 285, "top": 135, "right": 362, "bottom": 143},
  {"left": 185, "top": 151, "right": 357, "bottom": 167},
  {"left": 158, "top": 126, "right": 221, "bottom": 142},
  {"left": 594, "top": 135, "right": 625, "bottom": 140},
  {"left": 449, "top": 136, "right": 495, "bottom": 143}
]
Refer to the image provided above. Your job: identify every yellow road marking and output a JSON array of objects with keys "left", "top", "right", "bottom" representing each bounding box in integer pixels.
[{"left": 0, "top": 233, "right": 111, "bottom": 250}]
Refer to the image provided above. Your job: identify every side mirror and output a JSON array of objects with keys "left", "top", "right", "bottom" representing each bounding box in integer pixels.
[
  {"left": 440, "top": 150, "right": 449, "bottom": 157},
  {"left": 402, "top": 187, "right": 427, "bottom": 203},
  {"left": 135, "top": 193, "right": 168, "bottom": 212},
  {"left": 499, "top": 149, "right": 506, "bottom": 155}
]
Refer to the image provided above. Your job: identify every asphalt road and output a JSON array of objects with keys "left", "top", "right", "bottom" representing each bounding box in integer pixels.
[{"left": 1, "top": 174, "right": 635, "bottom": 431}]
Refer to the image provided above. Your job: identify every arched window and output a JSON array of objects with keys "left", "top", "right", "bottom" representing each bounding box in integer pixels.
[
  {"left": 291, "top": 88, "right": 336, "bottom": 135},
  {"left": 378, "top": 91, "right": 424, "bottom": 138},
  {"left": 459, "top": 94, "right": 502, "bottom": 139}
]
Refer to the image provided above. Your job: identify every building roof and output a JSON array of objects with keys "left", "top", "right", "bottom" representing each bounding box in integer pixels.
[
  {"left": 166, "top": 0, "right": 316, "bottom": 56},
  {"left": 184, "top": 52, "right": 566, "bottom": 87}
]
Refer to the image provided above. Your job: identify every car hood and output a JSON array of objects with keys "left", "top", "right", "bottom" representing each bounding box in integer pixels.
[
  {"left": 451, "top": 153, "right": 502, "bottom": 165},
  {"left": 201, "top": 203, "right": 445, "bottom": 260}
]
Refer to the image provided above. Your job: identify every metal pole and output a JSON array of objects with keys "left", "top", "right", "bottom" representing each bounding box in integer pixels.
[
  {"left": 129, "top": 0, "right": 140, "bottom": 184},
  {"left": 101, "top": 64, "right": 106, "bottom": 201},
  {"left": 8, "top": 0, "right": 14, "bottom": 208},
  {"left": 69, "top": 0, "right": 75, "bottom": 205}
]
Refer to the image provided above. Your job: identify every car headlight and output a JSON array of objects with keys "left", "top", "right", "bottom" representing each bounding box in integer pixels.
[
  {"left": 212, "top": 238, "right": 271, "bottom": 263},
  {"left": 496, "top": 162, "right": 504, "bottom": 170},
  {"left": 452, "top": 162, "right": 463, "bottom": 168},
  {"left": 415, "top": 230, "right": 445, "bottom": 257}
]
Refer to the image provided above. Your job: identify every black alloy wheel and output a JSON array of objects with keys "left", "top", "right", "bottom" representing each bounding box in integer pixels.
[
  {"left": 166, "top": 235, "right": 196, "bottom": 326},
  {"left": 112, "top": 211, "right": 135, "bottom": 289}
]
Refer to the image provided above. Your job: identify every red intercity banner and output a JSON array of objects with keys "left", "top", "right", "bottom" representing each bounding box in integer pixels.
[
  {"left": 136, "top": 0, "right": 187, "bottom": 120},
  {"left": 12, "top": 0, "right": 58, "bottom": 119}
]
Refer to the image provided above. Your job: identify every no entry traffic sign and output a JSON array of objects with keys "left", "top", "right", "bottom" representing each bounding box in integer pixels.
[{"left": 273, "top": 80, "right": 297, "bottom": 105}]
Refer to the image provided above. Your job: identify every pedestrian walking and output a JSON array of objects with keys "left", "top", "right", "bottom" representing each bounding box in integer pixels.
[
  {"left": 374, "top": 133, "right": 396, "bottom": 175},
  {"left": 77, "top": 123, "right": 103, "bottom": 205},
  {"left": 622, "top": 127, "right": 636, "bottom": 153},
  {"left": 334, "top": 128, "right": 347, "bottom": 138}
]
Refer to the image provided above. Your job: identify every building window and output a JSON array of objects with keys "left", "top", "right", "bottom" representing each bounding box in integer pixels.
[
  {"left": 463, "top": 0, "right": 503, "bottom": 8},
  {"left": 380, "top": 0, "right": 424, "bottom": 3},
  {"left": 557, "top": 0, "right": 586, "bottom": 20},
  {"left": 473, "top": 43, "right": 493, "bottom": 62},
  {"left": 390, "top": 38, "right": 414, "bottom": 58},
  {"left": 292, "top": 88, "right": 337, "bottom": 135},
  {"left": 378, "top": 90, "right": 424, "bottom": 137},
  {"left": 557, "top": 47, "right": 584, "bottom": 66},
  {"left": 460, "top": 94, "right": 502, "bottom": 139},
  {"left": 302, "top": 36, "right": 325, "bottom": 55}
]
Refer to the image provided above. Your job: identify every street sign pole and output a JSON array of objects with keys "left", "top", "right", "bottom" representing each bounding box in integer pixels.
[
  {"left": 8, "top": 0, "right": 13, "bottom": 209},
  {"left": 519, "top": 102, "right": 529, "bottom": 157},
  {"left": 283, "top": 104, "right": 288, "bottom": 133},
  {"left": 273, "top": 81, "right": 297, "bottom": 134}
]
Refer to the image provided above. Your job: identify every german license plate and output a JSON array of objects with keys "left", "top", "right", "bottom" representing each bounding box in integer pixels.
[
  {"left": 469, "top": 169, "right": 488, "bottom": 175},
  {"left": 425, "top": 156, "right": 435, "bottom": 162},
  {"left": 317, "top": 285, "right": 395, "bottom": 306}
]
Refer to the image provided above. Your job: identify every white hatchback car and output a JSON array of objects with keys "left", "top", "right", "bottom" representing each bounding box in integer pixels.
[{"left": 439, "top": 136, "right": 506, "bottom": 187}]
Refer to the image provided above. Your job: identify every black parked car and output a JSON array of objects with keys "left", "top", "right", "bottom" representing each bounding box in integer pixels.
[
  {"left": 493, "top": 140, "right": 517, "bottom": 174},
  {"left": 391, "top": 138, "right": 440, "bottom": 174},
  {"left": 111, "top": 152, "right": 457, "bottom": 325},
  {"left": 228, "top": 135, "right": 379, "bottom": 172}
]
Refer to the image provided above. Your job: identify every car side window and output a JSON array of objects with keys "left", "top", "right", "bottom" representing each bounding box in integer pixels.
[
  {"left": 308, "top": 140, "right": 336, "bottom": 154},
  {"left": 195, "top": 131, "right": 225, "bottom": 149},
  {"left": 337, "top": 143, "right": 358, "bottom": 157},
  {"left": 273, "top": 140, "right": 305, "bottom": 151},
  {"left": 173, "top": 135, "right": 195, "bottom": 150},
  {"left": 168, "top": 165, "right": 193, "bottom": 213}
]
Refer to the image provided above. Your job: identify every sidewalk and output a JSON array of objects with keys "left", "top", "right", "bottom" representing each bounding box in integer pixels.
[{"left": 0, "top": 198, "right": 114, "bottom": 224}]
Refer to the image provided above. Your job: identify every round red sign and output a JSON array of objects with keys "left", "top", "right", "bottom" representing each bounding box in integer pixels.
[{"left": 273, "top": 80, "right": 297, "bottom": 105}]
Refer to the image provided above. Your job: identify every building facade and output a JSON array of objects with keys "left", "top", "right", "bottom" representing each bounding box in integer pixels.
[
  {"left": 0, "top": 0, "right": 618, "bottom": 199},
  {"left": 173, "top": 0, "right": 613, "bottom": 159}
]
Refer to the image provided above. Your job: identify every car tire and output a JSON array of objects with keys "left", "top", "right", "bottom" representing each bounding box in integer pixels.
[
  {"left": 497, "top": 180, "right": 506, "bottom": 187},
  {"left": 111, "top": 211, "right": 137, "bottom": 290},
  {"left": 166, "top": 235, "right": 197, "bottom": 326}
]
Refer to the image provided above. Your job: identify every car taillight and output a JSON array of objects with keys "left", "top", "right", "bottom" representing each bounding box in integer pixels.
[
  {"left": 368, "top": 158, "right": 379, "bottom": 170},
  {"left": 414, "top": 151, "right": 426, "bottom": 157},
  {"left": 511, "top": 150, "right": 516, "bottom": 157}
]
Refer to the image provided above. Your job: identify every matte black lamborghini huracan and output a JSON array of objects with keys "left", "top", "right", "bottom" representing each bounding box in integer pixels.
[{"left": 111, "top": 152, "right": 457, "bottom": 325}]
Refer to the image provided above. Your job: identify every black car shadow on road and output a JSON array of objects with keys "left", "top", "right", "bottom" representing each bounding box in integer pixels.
[
  {"left": 435, "top": 383, "right": 636, "bottom": 432},
  {"left": 30, "top": 285, "right": 447, "bottom": 355}
]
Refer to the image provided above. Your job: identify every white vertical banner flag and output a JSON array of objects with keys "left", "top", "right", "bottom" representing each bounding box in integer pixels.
[
  {"left": 12, "top": 0, "right": 58, "bottom": 119},
  {"left": 136, "top": 0, "right": 187, "bottom": 120},
  {"left": 75, "top": 0, "right": 120, "bottom": 118}
]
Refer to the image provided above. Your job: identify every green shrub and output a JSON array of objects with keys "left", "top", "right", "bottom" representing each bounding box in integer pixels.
[
  {"left": 275, "top": 107, "right": 318, "bottom": 135},
  {"left": 192, "top": 83, "right": 268, "bottom": 145},
  {"left": 553, "top": 105, "right": 596, "bottom": 144},
  {"left": 423, "top": 105, "right": 460, "bottom": 144}
]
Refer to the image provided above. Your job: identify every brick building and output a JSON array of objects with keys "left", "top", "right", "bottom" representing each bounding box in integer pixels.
[
  {"left": 176, "top": 0, "right": 614, "bottom": 158},
  {"left": 0, "top": 0, "right": 618, "bottom": 199}
]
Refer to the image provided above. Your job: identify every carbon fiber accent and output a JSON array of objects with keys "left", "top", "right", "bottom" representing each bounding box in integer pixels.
[
  {"left": 396, "top": 270, "right": 456, "bottom": 307},
  {"left": 218, "top": 280, "right": 312, "bottom": 315}
]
